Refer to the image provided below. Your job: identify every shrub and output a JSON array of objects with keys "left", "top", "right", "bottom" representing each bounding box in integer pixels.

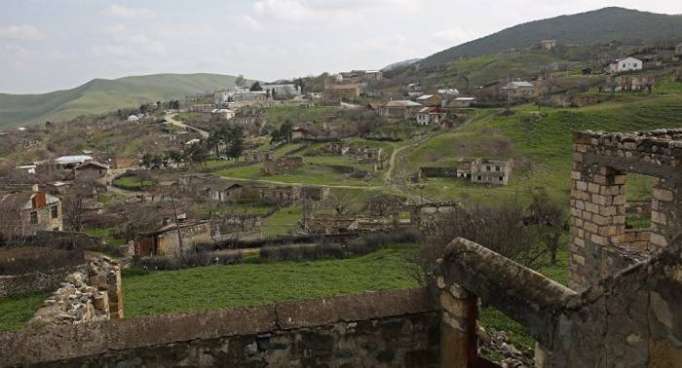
[{"left": 131, "top": 252, "right": 243, "bottom": 271}]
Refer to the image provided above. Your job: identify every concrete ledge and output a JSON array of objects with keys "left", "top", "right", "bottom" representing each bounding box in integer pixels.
[
  {"left": 440, "top": 238, "right": 577, "bottom": 343},
  {"left": 0, "top": 288, "right": 433, "bottom": 367}
]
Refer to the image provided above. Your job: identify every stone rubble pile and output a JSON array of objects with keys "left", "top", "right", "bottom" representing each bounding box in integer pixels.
[
  {"left": 478, "top": 326, "right": 534, "bottom": 368},
  {"left": 28, "top": 256, "right": 122, "bottom": 326}
]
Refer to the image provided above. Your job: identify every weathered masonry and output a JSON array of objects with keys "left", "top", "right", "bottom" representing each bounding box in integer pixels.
[
  {"left": 434, "top": 129, "right": 682, "bottom": 367},
  {"left": 569, "top": 129, "right": 682, "bottom": 289},
  {"left": 0, "top": 289, "right": 441, "bottom": 367}
]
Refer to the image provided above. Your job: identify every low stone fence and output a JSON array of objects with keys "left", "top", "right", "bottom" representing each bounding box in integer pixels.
[{"left": 0, "top": 288, "right": 438, "bottom": 367}]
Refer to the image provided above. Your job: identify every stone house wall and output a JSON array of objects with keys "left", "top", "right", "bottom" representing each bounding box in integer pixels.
[
  {"left": 569, "top": 129, "right": 682, "bottom": 290},
  {"left": 437, "top": 236, "right": 682, "bottom": 368},
  {"left": 0, "top": 289, "right": 438, "bottom": 368}
]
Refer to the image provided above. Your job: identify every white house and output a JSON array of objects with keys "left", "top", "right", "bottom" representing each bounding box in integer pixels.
[
  {"left": 608, "top": 57, "right": 643, "bottom": 74},
  {"left": 212, "top": 109, "right": 236, "bottom": 120}
]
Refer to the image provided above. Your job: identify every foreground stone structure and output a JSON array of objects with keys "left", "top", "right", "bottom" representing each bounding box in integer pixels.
[
  {"left": 570, "top": 129, "right": 682, "bottom": 289},
  {"left": 434, "top": 129, "right": 682, "bottom": 367},
  {"left": 0, "top": 289, "right": 439, "bottom": 367},
  {"left": 29, "top": 255, "right": 124, "bottom": 326}
]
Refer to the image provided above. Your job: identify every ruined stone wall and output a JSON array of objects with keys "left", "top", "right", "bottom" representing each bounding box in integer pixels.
[
  {"left": 0, "top": 289, "right": 438, "bottom": 368},
  {"left": 438, "top": 236, "right": 682, "bottom": 368},
  {"left": 27, "top": 256, "right": 123, "bottom": 326},
  {"left": 539, "top": 242, "right": 682, "bottom": 368},
  {"left": 570, "top": 129, "right": 682, "bottom": 290}
]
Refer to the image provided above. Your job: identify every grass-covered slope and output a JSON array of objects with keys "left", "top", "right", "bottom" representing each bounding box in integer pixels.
[
  {"left": 421, "top": 7, "right": 682, "bottom": 68},
  {"left": 0, "top": 73, "right": 240, "bottom": 128},
  {"left": 407, "top": 89, "right": 682, "bottom": 204}
]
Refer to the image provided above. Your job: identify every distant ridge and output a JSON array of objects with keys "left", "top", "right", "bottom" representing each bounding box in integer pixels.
[
  {"left": 420, "top": 7, "right": 682, "bottom": 68},
  {"left": 0, "top": 73, "right": 241, "bottom": 128}
]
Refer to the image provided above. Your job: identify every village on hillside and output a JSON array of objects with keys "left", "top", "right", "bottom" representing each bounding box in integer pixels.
[{"left": 2, "top": 8, "right": 682, "bottom": 367}]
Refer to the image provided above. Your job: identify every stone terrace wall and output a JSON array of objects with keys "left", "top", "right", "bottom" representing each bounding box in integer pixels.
[
  {"left": 570, "top": 129, "right": 682, "bottom": 290},
  {"left": 0, "top": 288, "right": 439, "bottom": 368}
]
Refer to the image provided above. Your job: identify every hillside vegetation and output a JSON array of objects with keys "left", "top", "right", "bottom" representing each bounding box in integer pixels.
[
  {"left": 421, "top": 7, "right": 682, "bottom": 68},
  {"left": 0, "top": 73, "right": 240, "bottom": 128}
]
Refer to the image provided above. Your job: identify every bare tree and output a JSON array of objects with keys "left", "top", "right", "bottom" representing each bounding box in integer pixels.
[{"left": 411, "top": 200, "right": 546, "bottom": 285}]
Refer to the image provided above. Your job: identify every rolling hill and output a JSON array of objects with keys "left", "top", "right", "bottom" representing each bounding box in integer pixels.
[
  {"left": 421, "top": 7, "right": 682, "bottom": 68},
  {"left": 0, "top": 73, "right": 241, "bottom": 128}
]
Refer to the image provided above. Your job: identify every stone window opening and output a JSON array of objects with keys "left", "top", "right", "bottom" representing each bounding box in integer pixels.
[
  {"left": 30, "top": 211, "right": 38, "bottom": 225},
  {"left": 624, "top": 174, "right": 655, "bottom": 231}
]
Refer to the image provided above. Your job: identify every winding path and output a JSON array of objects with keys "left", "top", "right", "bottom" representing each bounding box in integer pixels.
[{"left": 165, "top": 112, "right": 210, "bottom": 139}]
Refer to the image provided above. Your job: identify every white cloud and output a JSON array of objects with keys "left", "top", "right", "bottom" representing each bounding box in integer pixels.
[
  {"left": 0, "top": 25, "right": 46, "bottom": 41},
  {"left": 103, "top": 4, "right": 156, "bottom": 19},
  {"left": 252, "top": 0, "right": 417, "bottom": 22},
  {"left": 432, "top": 28, "right": 477, "bottom": 46}
]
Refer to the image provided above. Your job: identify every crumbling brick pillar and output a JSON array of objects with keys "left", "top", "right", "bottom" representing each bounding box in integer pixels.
[
  {"left": 569, "top": 148, "right": 627, "bottom": 290},
  {"left": 650, "top": 179, "right": 682, "bottom": 249},
  {"left": 438, "top": 281, "right": 478, "bottom": 368},
  {"left": 88, "top": 256, "right": 124, "bottom": 319}
]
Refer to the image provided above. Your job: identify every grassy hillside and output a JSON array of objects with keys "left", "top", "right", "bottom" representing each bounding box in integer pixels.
[
  {"left": 0, "top": 73, "right": 240, "bottom": 128},
  {"left": 421, "top": 7, "right": 682, "bottom": 68},
  {"left": 405, "top": 83, "right": 682, "bottom": 204}
]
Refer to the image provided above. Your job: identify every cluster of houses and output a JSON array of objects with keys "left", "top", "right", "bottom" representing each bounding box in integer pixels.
[
  {"left": 0, "top": 153, "right": 119, "bottom": 241},
  {"left": 214, "top": 83, "right": 303, "bottom": 109},
  {"left": 323, "top": 70, "right": 383, "bottom": 102}
]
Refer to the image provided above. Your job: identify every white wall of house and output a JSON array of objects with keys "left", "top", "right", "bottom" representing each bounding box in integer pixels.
[{"left": 609, "top": 57, "right": 643, "bottom": 73}]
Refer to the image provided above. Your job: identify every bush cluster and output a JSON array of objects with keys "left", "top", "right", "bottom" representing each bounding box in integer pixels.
[{"left": 132, "top": 252, "right": 242, "bottom": 271}]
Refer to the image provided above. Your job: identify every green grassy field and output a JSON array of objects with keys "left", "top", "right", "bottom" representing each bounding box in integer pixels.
[
  {"left": 261, "top": 206, "right": 303, "bottom": 237},
  {"left": 113, "top": 176, "right": 154, "bottom": 191},
  {"left": 123, "top": 246, "right": 418, "bottom": 318},
  {"left": 0, "top": 293, "right": 48, "bottom": 332}
]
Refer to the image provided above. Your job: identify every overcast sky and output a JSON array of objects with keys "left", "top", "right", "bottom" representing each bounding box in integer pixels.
[{"left": 0, "top": 0, "right": 679, "bottom": 94}]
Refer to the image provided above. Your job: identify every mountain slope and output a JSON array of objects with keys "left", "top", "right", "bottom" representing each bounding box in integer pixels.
[
  {"left": 0, "top": 73, "right": 240, "bottom": 128},
  {"left": 421, "top": 7, "right": 682, "bottom": 68}
]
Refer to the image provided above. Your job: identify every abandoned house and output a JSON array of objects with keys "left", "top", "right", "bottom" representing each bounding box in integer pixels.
[
  {"left": 134, "top": 218, "right": 212, "bottom": 257},
  {"left": 378, "top": 100, "right": 423, "bottom": 119},
  {"left": 262, "top": 156, "right": 304, "bottom": 175},
  {"left": 607, "top": 56, "right": 643, "bottom": 74},
  {"left": 323, "top": 143, "right": 383, "bottom": 164},
  {"left": 0, "top": 186, "right": 63, "bottom": 237},
  {"left": 470, "top": 159, "right": 513, "bottom": 186},
  {"left": 323, "top": 82, "right": 363, "bottom": 102},
  {"left": 501, "top": 80, "right": 535, "bottom": 99},
  {"left": 74, "top": 161, "right": 110, "bottom": 180},
  {"left": 420, "top": 159, "right": 512, "bottom": 186},
  {"left": 416, "top": 107, "right": 448, "bottom": 126},
  {"left": 676, "top": 43, "right": 682, "bottom": 58}
]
